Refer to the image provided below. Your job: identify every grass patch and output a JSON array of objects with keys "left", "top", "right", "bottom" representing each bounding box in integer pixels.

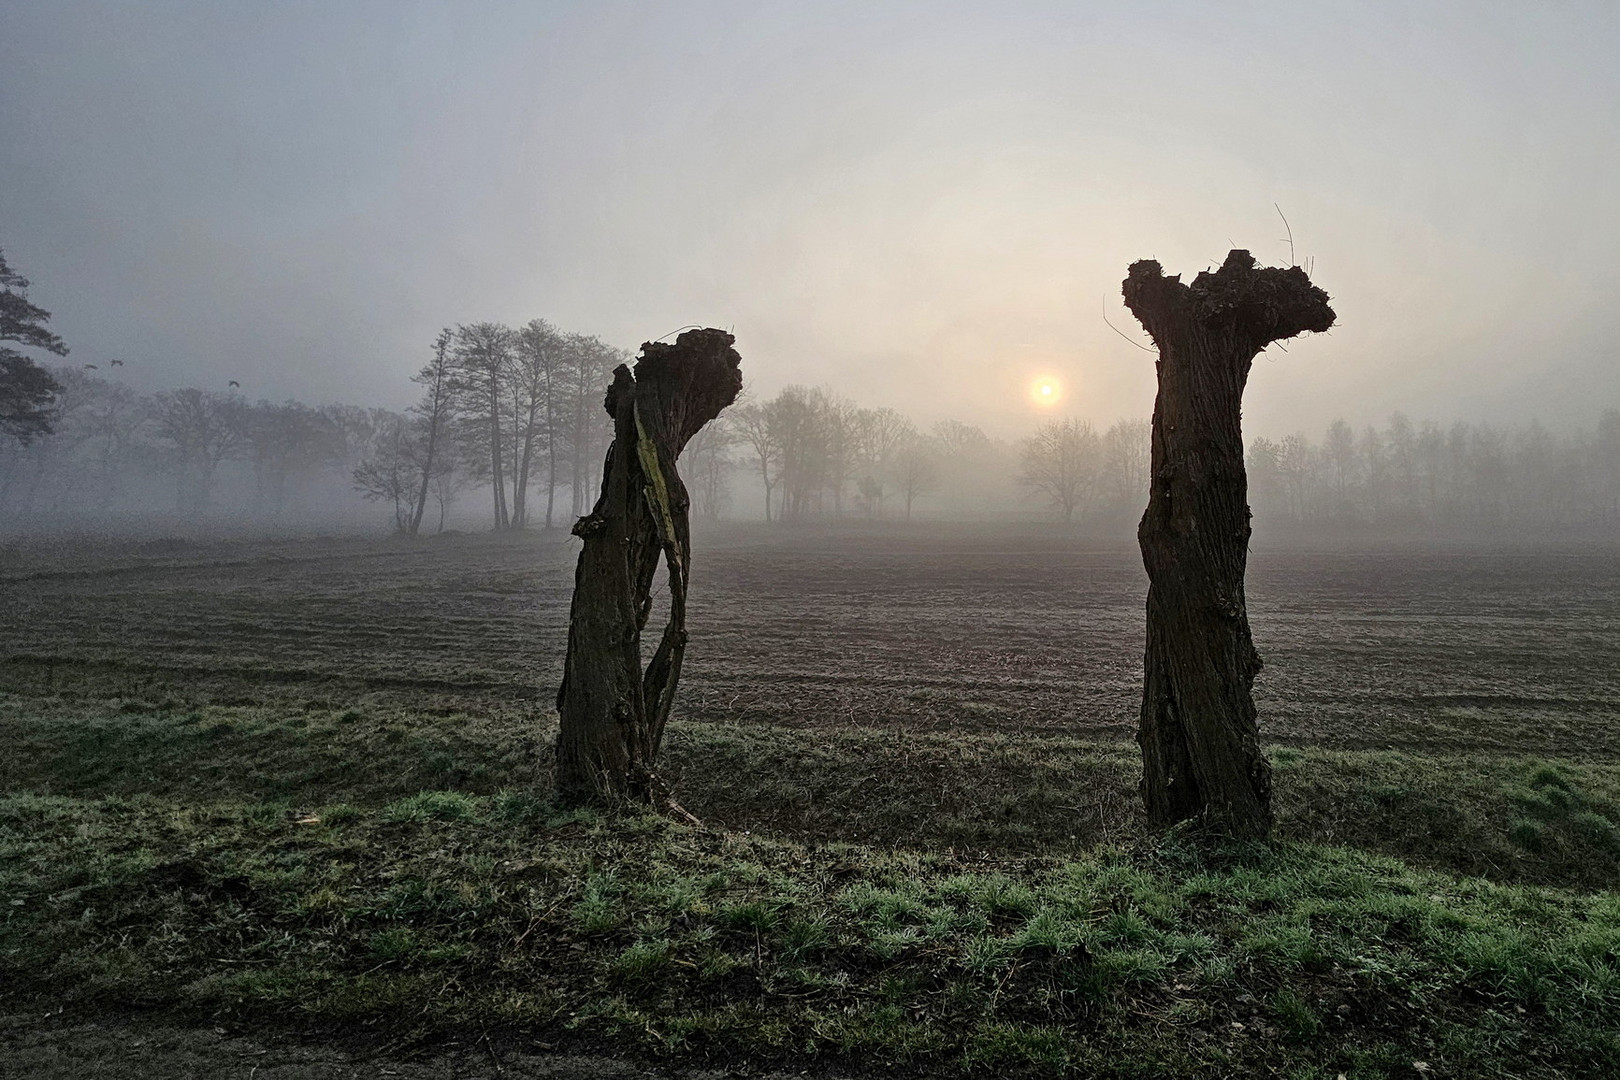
[
  {"left": 3, "top": 792, "right": 1617, "bottom": 1077},
  {"left": 6, "top": 697, "right": 1618, "bottom": 889},
  {"left": 2, "top": 690, "right": 1619, "bottom": 1075}
]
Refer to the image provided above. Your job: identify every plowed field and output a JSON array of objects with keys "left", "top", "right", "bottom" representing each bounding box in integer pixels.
[{"left": 4, "top": 526, "right": 1616, "bottom": 758}]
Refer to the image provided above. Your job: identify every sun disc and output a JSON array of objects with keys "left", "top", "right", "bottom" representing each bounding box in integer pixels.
[{"left": 1030, "top": 376, "right": 1063, "bottom": 407}]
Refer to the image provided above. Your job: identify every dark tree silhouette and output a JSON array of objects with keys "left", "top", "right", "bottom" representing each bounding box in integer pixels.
[
  {"left": 408, "top": 329, "right": 456, "bottom": 536},
  {"left": 450, "top": 322, "right": 517, "bottom": 530},
  {"left": 0, "top": 247, "right": 68, "bottom": 447},
  {"left": 1124, "top": 250, "right": 1335, "bottom": 839},
  {"left": 554, "top": 329, "right": 742, "bottom": 808}
]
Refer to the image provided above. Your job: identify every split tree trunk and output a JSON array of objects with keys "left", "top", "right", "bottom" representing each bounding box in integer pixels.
[
  {"left": 1123, "top": 250, "right": 1335, "bottom": 839},
  {"left": 553, "top": 328, "right": 743, "bottom": 808}
]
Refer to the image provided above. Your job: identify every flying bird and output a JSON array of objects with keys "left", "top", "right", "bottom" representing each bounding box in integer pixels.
[
  {"left": 228, "top": 380, "right": 240, "bottom": 388},
  {"left": 83, "top": 363, "right": 98, "bottom": 370},
  {"left": 109, "top": 359, "right": 124, "bottom": 367}
]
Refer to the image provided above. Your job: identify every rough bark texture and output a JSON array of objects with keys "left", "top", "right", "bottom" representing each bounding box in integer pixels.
[
  {"left": 553, "top": 328, "right": 742, "bottom": 808},
  {"left": 1124, "top": 250, "right": 1335, "bottom": 839}
]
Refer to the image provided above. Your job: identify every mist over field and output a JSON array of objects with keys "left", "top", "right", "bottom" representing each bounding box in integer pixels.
[
  {"left": 4, "top": 5, "right": 1620, "bottom": 1079},
  {"left": 3, "top": 2, "right": 1620, "bottom": 543}
]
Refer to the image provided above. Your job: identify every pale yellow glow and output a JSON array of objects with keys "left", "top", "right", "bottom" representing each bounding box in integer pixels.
[{"left": 1030, "top": 376, "right": 1063, "bottom": 408}]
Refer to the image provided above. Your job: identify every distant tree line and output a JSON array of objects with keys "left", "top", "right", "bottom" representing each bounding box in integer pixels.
[
  {"left": 1248, "top": 412, "right": 1620, "bottom": 532},
  {"left": 9, "top": 358, "right": 1618, "bottom": 537},
  {"left": 0, "top": 365, "right": 406, "bottom": 526},
  {"left": 0, "top": 320, "right": 630, "bottom": 534},
  {"left": 4, "top": 233, "right": 1617, "bottom": 535}
]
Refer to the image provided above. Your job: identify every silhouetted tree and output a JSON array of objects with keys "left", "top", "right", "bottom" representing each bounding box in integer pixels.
[
  {"left": 451, "top": 322, "right": 518, "bottom": 530},
  {"left": 851, "top": 406, "right": 912, "bottom": 518},
  {"left": 1124, "top": 249, "right": 1334, "bottom": 840},
  {"left": 769, "top": 386, "right": 828, "bottom": 519},
  {"left": 555, "top": 328, "right": 742, "bottom": 807},
  {"left": 246, "top": 401, "right": 340, "bottom": 518},
  {"left": 426, "top": 439, "right": 469, "bottom": 533},
  {"left": 513, "top": 319, "right": 566, "bottom": 528},
  {"left": 559, "top": 334, "right": 625, "bottom": 518},
  {"left": 407, "top": 329, "right": 457, "bottom": 535},
  {"left": 0, "top": 246, "right": 67, "bottom": 448}
]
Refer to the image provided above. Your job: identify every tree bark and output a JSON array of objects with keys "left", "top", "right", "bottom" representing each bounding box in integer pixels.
[
  {"left": 554, "top": 328, "right": 742, "bottom": 808},
  {"left": 1123, "top": 250, "right": 1335, "bottom": 839}
]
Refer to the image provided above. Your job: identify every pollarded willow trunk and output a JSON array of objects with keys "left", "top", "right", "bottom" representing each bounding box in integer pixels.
[
  {"left": 553, "top": 328, "right": 742, "bottom": 808},
  {"left": 1123, "top": 250, "right": 1335, "bottom": 839}
]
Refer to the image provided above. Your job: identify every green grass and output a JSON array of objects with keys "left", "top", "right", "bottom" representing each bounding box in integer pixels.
[
  {"left": 4, "top": 694, "right": 1619, "bottom": 887},
  {"left": 2, "top": 792, "right": 1616, "bottom": 1077},
  {"left": 2, "top": 692, "right": 1619, "bottom": 1076}
]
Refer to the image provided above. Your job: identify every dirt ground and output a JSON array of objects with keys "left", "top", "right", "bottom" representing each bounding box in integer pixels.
[
  {"left": 0, "top": 1012, "right": 852, "bottom": 1079},
  {"left": 2, "top": 524, "right": 1617, "bottom": 758}
]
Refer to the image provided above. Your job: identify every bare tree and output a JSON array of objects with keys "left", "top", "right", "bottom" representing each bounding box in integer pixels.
[
  {"left": 1018, "top": 417, "right": 1100, "bottom": 523},
  {"left": 1102, "top": 418, "right": 1151, "bottom": 509},
  {"left": 426, "top": 439, "right": 470, "bottom": 533},
  {"left": 1322, "top": 418, "right": 1358, "bottom": 515},
  {"left": 730, "top": 400, "right": 778, "bottom": 521},
  {"left": 682, "top": 416, "right": 734, "bottom": 520},
  {"left": 1124, "top": 249, "right": 1334, "bottom": 840},
  {"left": 889, "top": 434, "right": 940, "bottom": 521},
  {"left": 406, "top": 329, "right": 457, "bottom": 535},
  {"left": 513, "top": 319, "right": 567, "bottom": 528},
  {"left": 245, "top": 401, "right": 340, "bottom": 519},
  {"left": 932, "top": 418, "right": 990, "bottom": 456},
  {"left": 769, "top": 386, "right": 828, "bottom": 519},
  {"left": 152, "top": 388, "right": 249, "bottom": 513},
  {"left": 352, "top": 412, "right": 418, "bottom": 533},
  {"left": 451, "top": 322, "right": 518, "bottom": 530},
  {"left": 559, "top": 334, "right": 625, "bottom": 518},
  {"left": 817, "top": 389, "right": 860, "bottom": 515},
  {"left": 851, "top": 406, "right": 913, "bottom": 517}
]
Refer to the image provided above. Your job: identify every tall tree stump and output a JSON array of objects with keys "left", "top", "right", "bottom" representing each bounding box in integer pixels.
[
  {"left": 553, "top": 328, "right": 742, "bottom": 808},
  {"left": 1123, "top": 250, "right": 1335, "bottom": 839}
]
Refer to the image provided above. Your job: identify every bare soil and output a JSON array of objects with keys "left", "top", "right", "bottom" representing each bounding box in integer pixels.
[
  {"left": 0, "top": 1011, "right": 852, "bottom": 1079},
  {"left": 3, "top": 525, "right": 1617, "bottom": 758}
]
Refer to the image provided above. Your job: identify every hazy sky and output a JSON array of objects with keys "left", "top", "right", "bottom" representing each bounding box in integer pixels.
[{"left": 3, "top": 1, "right": 1618, "bottom": 439}]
